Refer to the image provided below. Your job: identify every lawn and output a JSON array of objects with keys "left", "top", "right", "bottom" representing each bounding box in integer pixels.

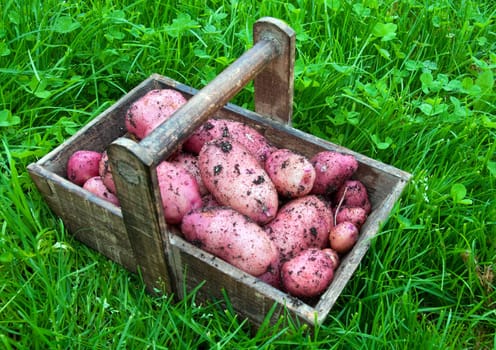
[{"left": 1, "top": 0, "right": 495, "bottom": 348}]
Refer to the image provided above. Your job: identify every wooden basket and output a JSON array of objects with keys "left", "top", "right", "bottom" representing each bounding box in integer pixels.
[{"left": 28, "top": 18, "right": 411, "bottom": 326}]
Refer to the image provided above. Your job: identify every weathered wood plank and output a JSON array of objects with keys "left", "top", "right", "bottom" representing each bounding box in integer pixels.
[
  {"left": 253, "top": 17, "right": 295, "bottom": 124},
  {"left": 168, "top": 233, "right": 318, "bottom": 326},
  {"left": 107, "top": 138, "right": 172, "bottom": 293},
  {"left": 27, "top": 163, "right": 136, "bottom": 272}
]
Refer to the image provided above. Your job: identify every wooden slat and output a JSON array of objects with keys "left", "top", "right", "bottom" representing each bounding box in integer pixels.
[
  {"left": 27, "top": 163, "right": 136, "bottom": 272},
  {"left": 168, "top": 234, "right": 318, "bottom": 326},
  {"left": 254, "top": 17, "right": 295, "bottom": 124},
  {"left": 107, "top": 138, "right": 172, "bottom": 293}
]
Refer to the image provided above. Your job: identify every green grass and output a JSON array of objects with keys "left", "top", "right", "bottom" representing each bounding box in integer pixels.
[{"left": 1, "top": 0, "right": 495, "bottom": 348}]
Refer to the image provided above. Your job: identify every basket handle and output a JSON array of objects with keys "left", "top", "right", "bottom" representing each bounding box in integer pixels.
[{"left": 107, "top": 17, "right": 295, "bottom": 293}]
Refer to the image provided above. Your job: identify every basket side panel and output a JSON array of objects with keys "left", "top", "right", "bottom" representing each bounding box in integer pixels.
[
  {"left": 39, "top": 76, "right": 165, "bottom": 176},
  {"left": 28, "top": 164, "right": 136, "bottom": 272},
  {"left": 168, "top": 235, "right": 320, "bottom": 327}
]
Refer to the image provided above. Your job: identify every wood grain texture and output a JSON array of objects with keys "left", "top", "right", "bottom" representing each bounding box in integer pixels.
[
  {"left": 168, "top": 233, "right": 318, "bottom": 326},
  {"left": 27, "top": 163, "right": 136, "bottom": 272},
  {"left": 253, "top": 17, "right": 295, "bottom": 124},
  {"left": 107, "top": 138, "right": 172, "bottom": 294}
]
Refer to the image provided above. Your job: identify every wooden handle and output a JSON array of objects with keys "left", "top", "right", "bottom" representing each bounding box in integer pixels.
[
  {"left": 140, "top": 39, "right": 279, "bottom": 163},
  {"left": 107, "top": 18, "right": 295, "bottom": 293},
  {"left": 139, "top": 17, "right": 295, "bottom": 164}
]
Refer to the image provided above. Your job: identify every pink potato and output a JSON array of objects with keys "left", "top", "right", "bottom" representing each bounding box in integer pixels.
[
  {"left": 281, "top": 248, "right": 335, "bottom": 298},
  {"left": 98, "top": 150, "right": 116, "bottom": 194},
  {"left": 125, "top": 88, "right": 187, "bottom": 140},
  {"left": 310, "top": 151, "right": 358, "bottom": 196},
  {"left": 335, "top": 207, "right": 368, "bottom": 228},
  {"left": 265, "top": 149, "right": 316, "bottom": 198},
  {"left": 257, "top": 249, "right": 283, "bottom": 289},
  {"left": 156, "top": 160, "right": 203, "bottom": 225},
  {"left": 82, "top": 176, "right": 120, "bottom": 206},
  {"left": 169, "top": 152, "right": 208, "bottom": 195},
  {"left": 321, "top": 248, "right": 340, "bottom": 270},
  {"left": 329, "top": 221, "right": 359, "bottom": 254},
  {"left": 334, "top": 180, "right": 371, "bottom": 214},
  {"left": 67, "top": 150, "right": 102, "bottom": 186},
  {"left": 264, "top": 195, "right": 333, "bottom": 261},
  {"left": 183, "top": 118, "right": 277, "bottom": 166},
  {"left": 201, "top": 193, "right": 220, "bottom": 208},
  {"left": 181, "top": 207, "right": 279, "bottom": 277},
  {"left": 198, "top": 138, "right": 278, "bottom": 224}
]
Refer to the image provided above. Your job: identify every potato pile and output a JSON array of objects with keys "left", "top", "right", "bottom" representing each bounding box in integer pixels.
[{"left": 66, "top": 88, "right": 372, "bottom": 299}]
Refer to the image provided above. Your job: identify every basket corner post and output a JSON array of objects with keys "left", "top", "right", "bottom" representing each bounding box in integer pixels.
[
  {"left": 253, "top": 17, "right": 296, "bottom": 125},
  {"left": 107, "top": 137, "right": 174, "bottom": 295}
]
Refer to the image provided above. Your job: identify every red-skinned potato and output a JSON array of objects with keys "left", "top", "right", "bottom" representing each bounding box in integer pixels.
[
  {"left": 334, "top": 180, "right": 371, "bottom": 214},
  {"left": 257, "top": 249, "right": 282, "bottom": 289},
  {"left": 264, "top": 195, "right": 333, "bottom": 261},
  {"left": 181, "top": 207, "right": 278, "bottom": 277},
  {"left": 335, "top": 207, "right": 368, "bottom": 228},
  {"left": 170, "top": 152, "right": 208, "bottom": 195},
  {"left": 183, "top": 118, "right": 277, "bottom": 166},
  {"left": 98, "top": 150, "right": 116, "bottom": 194},
  {"left": 198, "top": 138, "right": 278, "bottom": 224},
  {"left": 83, "top": 176, "right": 120, "bottom": 206},
  {"left": 67, "top": 150, "right": 102, "bottom": 186},
  {"left": 322, "top": 248, "right": 340, "bottom": 270},
  {"left": 156, "top": 161, "right": 203, "bottom": 225},
  {"left": 311, "top": 151, "right": 358, "bottom": 195},
  {"left": 265, "top": 148, "right": 315, "bottom": 198},
  {"left": 329, "top": 221, "right": 359, "bottom": 254},
  {"left": 125, "top": 89, "right": 187, "bottom": 140},
  {"left": 281, "top": 248, "right": 335, "bottom": 298},
  {"left": 201, "top": 193, "right": 220, "bottom": 208}
]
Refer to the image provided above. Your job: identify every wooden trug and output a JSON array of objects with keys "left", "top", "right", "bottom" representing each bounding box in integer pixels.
[{"left": 27, "top": 17, "right": 411, "bottom": 327}]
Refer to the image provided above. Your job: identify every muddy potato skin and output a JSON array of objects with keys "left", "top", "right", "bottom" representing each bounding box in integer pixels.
[
  {"left": 125, "top": 89, "right": 187, "bottom": 140},
  {"left": 181, "top": 207, "right": 278, "bottom": 276},
  {"left": 264, "top": 195, "right": 333, "bottom": 261},
  {"left": 281, "top": 248, "right": 335, "bottom": 298},
  {"left": 83, "top": 176, "right": 120, "bottom": 206},
  {"left": 311, "top": 151, "right": 358, "bottom": 195},
  {"left": 265, "top": 149, "right": 316, "bottom": 198},
  {"left": 184, "top": 118, "right": 276, "bottom": 166},
  {"left": 156, "top": 161, "right": 203, "bottom": 225},
  {"left": 67, "top": 150, "right": 102, "bottom": 186},
  {"left": 334, "top": 180, "right": 371, "bottom": 214},
  {"left": 321, "top": 248, "right": 340, "bottom": 270},
  {"left": 329, "top": 221, "right": 359, "bottom": 254},
  {"left": 170, "top": 152, "right": 208, "bottom": 196},
  {"left": 201, "top": 193, "right": 221, "bottom": 208},
  {"left": 335, "top": 207, "right": 368, "bottom": 228},
  {"left": 98, "top": 150, "right": 116, "bottom": 194},
  {"left": 198, "top": 138, "right": 278, "bottom": 224},
  {"left": 257, "top": 249, "right": 283, "bottom": 289}
]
